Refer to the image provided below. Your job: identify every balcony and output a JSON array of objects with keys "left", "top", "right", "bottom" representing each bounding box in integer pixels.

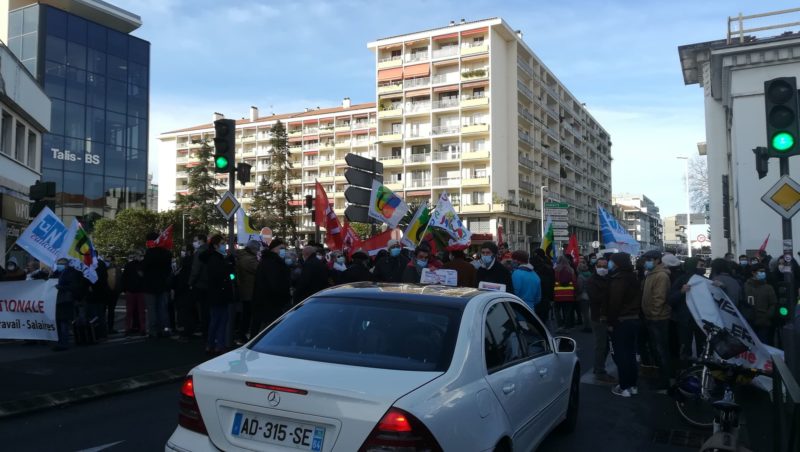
[
  {"left": 288, "top": 130, "right": 302, "bottom": 138},
  {"left": 543, "top": 103, "right": 560, "bottom": 120},
  {"left": 461, "top": 204, "right": 490, "bottom": 213},
  {"left": 431, "top": 73, "right": 460, "bottom": 85},
  {"left": 385, "top": 181, "right": 404, "bottom": 191},
  {"left": 406, "top": 153, "right": 431, "bottom": 164},
  {"left": 518, "top": 131, "right": 534, "bottom": 147},
  {"left": 518, "top": 107, "right": 534, "bottom": 124},
  {"left": 432, "top": 125, "right": 460, "bottom": 136},
  {"left": 378, "top": 156, "right": 404, "bottom": 167},
  {"left": 352, "top": 121, "right": 370, "bottom": 130},
  {"left": 241, "top": 135, "right": 256, "bottom": 143},
  {"left": 352, "top": 139, "right": 371, "bottom": 148},
  {"left": 517, "top": 57, "right": 534, "bottom": 77},
  {"left": 462, "top": 176, "right": 490, "bottom": 186},
  {"left": 432, "top": 98, "right": 459, "bottom": 110},
  {"left": 176, "top": 171, "right": 188, "bottom": 178},
  {"left": 434, "top": 176, "right": 460, "bottom": 187},
  {"left": 334, "top": 125, "right": 351, "bottom": 132},
  {"left": 176, "top": 157, "right": 188, "bottom": 164},
  {"left": 405, "top": 52, "right": 429, "bottom": 63},
  {"left": 404, "top": 101, "right": 431, "bottom": 115},
  {"left": 289, "top": 145, "right": 302, "bottom": 153},
  {"left": 334, "top": 158, "right": 347, "bottom": 165},
  {"left": 432, "top": 45, "right": 459, "bottom": 59},
  {"left": 462, "top": 123, "right": 489, "bottom": 134},
  {"left": 378, "top": 82, "right": 403, "bottom": 94},
  {"left": 303, "top": 128, "right": 319, "bottom": 135},
  {"left": 378, "top": 132, "right": 403, "bottom": 142},
  {"left": 408, "top": 179, "right": 431, "bottom": 188},
  {"left": 176, "top": 185, "right": 189, "bottom": 192},
  {"left": 378, "top": 107, "right": 402, "bottom": 118},
  {"left": 517, "top": 81, "right": 533, "bottom": 100},
  {"left": 432, "top": 150, "right": 460, "bottom": 161},
  {"left": 519, "top": 180, "right": 535, "bottom": 193},
  {"left": 303, "top": 159, "right": 319, "bottom": 166},
  {"left": 462, "top": 149, "right": 490, "bottom": 160},
  {"left": 404, "top": 77, "right": 431, "bottom": 89},
  {"left": 320, "top": 141, "right": 335, "bottom": 150},
  {"left": 519, "top": 155, "right": 535, "bottom": 170},
  {"left": 461, "top": 68, "right": 489, "bottom": 81},
  {"left": 289, "top": 178, "right": 302, "bottom": 185},
  {"left": 318, "top": 174, "right": 334, "bottom": 183},
  {"left": 461, "top": 41, "right": 489, "bottom": 55},
  {"left": 334, "top": 140, "right": 351, "bottom": 148},
  {"left": 334, "top": 174, "right": 346, "bottom": 183},
  {"left": 319, "top": 125, "right": 335, "bottom": 134},
  {"left": 378, "top": 55, "right": 402, "bottom": 69},
  {"left": 406, "top": 129, "right": 430, "bottom": 140},
  {"left": 461, "top": 93, "right": 489, "bottom": 108},
  {"left": 492, "top": 203, "right": 520, "bottom": 214}
]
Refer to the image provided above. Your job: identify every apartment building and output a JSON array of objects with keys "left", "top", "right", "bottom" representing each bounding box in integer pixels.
[
  {"left": 160, "top": 17, "right": 613, "bottom": 249},
  {"left": 368, "top": 18, "right": 612, "bottom": 249},
  {"left": 612, "top": 193, "right": 664, "bottom": 251}
]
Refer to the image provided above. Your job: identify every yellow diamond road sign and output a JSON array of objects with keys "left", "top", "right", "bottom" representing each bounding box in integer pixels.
[
  {"left": 762, "top": 176, "right": 800, "bottom": 219},
  {"left": 215, "top": 191, "right": 240, "bottom": 220}
]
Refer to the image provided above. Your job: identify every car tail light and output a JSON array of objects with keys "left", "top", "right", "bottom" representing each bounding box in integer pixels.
[
  {"left": 178, "top": 376, "right": 208, "bottom": 435},
  {"left": 359, "top": 407, "right": 442, "bottom": 452}
]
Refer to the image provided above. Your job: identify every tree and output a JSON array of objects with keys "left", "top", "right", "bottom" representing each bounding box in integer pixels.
[
  {"left": 174, "top": 139, "right": 226, "bottom": 234},
  {"left": 93, "top": 209, "right": 191, "bottom": 261},
  {"left": 250, "top": 120, "right": 297, "bottom": 239},
  {"left": 688, "top": 156, "right": 709, "bottom": 214}
]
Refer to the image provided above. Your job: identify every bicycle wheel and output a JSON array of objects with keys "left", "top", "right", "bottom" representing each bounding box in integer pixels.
[{"left": 674, "top": 365, "right": 717, "bottom": 428}]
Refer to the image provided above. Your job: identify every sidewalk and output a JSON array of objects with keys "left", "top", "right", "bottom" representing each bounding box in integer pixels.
[{"left": 0, "top": 331, "right": 210, "bottom": 418}]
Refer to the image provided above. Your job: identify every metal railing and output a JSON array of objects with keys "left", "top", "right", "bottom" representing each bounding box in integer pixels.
[
  {"left": 432, "top": 98, "right": 459, "bottom": 109},
  {"left": 407, "top": 153, "right": 431, "bottom": 163},
  {"left": 379, "top": 55, "right": 402, "bottom": 63},
  {"left": 462, "top": 40, "right": 487, "bottom": 49},
  {"left": 406, "top": 130, "right": 430, "bottom": 139},
  {"left": 518, "top": 81, "right": 534, "bottom": 100},
  {"left": 405, "top": 52, "right": 429, "bottom": 63},
  {"left": 519, "top": 155, "right": 535, "bottom": 170},
  {"left": 432, "top": 46, "right": 459, "bottom": 59},
  {"left": 434, "top": 176, "right": 460, "bottom": 186},
  {"left": 728, "top": 8, "right": 800, "bottom": 44},
  {"left": 518, "top": 107, "right": 534, "bottom": 123},
  {"left": 432, "top": 125, "right": 460, "bottom": 135},
  {"left": 433, "top": 150, "right": 460, "bottom": 161},
  {"left": 771, "top": 352, "right": 800, "bottom": 452},
  {"left": 408, "top": 179, "right": 431, "bottom": 188},
  {"left": 404, "top": 101, "right": 431, "bottom": 113},
  {"left": 431, "top": 73, "right": 460, "bottom": 85},
  {"left": 404, "top": 77, "right": 430, "bottom": 89},
  {"left": 461, "top": 92, "right": 488, "bottom": 101},
  {"left": 519, "top": 180, "right": 535, "bottom": 193}
]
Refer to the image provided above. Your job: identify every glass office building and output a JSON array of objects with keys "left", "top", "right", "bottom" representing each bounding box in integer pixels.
[{"left": 7, "top": 3, "right": 149, "bottom": 224}]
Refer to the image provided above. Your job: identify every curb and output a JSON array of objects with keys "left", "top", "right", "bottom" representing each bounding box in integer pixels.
[{"left": 0, "top": 365, "right": 193, "bottom": 418}]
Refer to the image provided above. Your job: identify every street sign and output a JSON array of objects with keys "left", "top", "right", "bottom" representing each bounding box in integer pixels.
[
  {"left": 344, "top": 186, "right": 371, "bottom": 205},
  {"left": 696, "top": 234, "right": 706, "bottom": 243},
  {"left": 215, "top": 191, "right": 240, "bottom": 220},
  {"left": 553, "top": 221, "right": 569, "bottom": 229},
  {"left": 345, "top": 205, "right": 379, "bottom": 224},
  {"left": 345, "top": 168, "right": 382, "bottom": 187},
  {"left": 544, "top": 202, "right": 569, "bottom": 209},
  {"left": 591, "top": 240, "right": 600, "bottom": 249},
  {"left": 345, "top": 153, "right": 383, "bottom": 174},
  {"left": 761, "top": 175, "right": 800, "bottom": 219},
  {"left": 549, "top": 215, "right": 569, "bottom": 222}
]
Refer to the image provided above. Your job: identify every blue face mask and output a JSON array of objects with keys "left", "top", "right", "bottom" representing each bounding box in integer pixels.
[
  {"left": 285, "top": 258, "right": 294, "bottom": 266},
  {"left": 336, "top": 256, "right": 345, "bottom": 264},
  {"left": 390, "top": 248, "right": 401, "bottom": 257},
  {"left": 590, "top": 259, "right": 597, "bottom": 265},
  {"left": 416, "top": 259, "right": 428, "bottom": 268},
  {"left": 644, "top": 261, "right": 655, "bottom": 271},
  {"left": 218, "top": 245, "right": 226, "bottom": 254},
  {"left": 511, "top": 261, "right": 520, "bottom": 270},
  {"left": 56, "top": 264, "right": 65, "bottom": 272},
  {"left": 481, "top": 255, "right": 494, "bottom": 266},
  {"left": 756, "top": 271, "right": 766, "bottom": 281},
  {"left": 278, "top": 248, "right": 286, "bottom": 259},
  {"left": 608, "top": 261, "right": 616, "bottom": 271}
]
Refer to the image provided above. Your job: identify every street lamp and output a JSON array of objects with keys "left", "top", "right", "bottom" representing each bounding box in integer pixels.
[
  {"left": 677, "top": 156, "right": 692, "bottom": 258},
  {"left": 540, "top": 185, "right": 549, "bottom": 242},
  {"left": 182, "top": 213, "right": 190, "bottom": 241}
]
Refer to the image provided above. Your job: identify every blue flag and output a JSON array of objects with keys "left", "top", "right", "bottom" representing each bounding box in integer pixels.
[{"left": 597, "top": 204, "right": 640, "bottom": 256}]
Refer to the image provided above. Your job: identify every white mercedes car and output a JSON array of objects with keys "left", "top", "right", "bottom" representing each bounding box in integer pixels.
[{"left": 166, "top": 283, "right": 580, "bottom": 452}]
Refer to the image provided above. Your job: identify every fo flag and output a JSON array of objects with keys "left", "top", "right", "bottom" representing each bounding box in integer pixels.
[
  {"left": 368, "top": 180, "right": 408, "bottom": 228},
  {"left": 15, "top": 207, "right": 69, "bottom": 268}
]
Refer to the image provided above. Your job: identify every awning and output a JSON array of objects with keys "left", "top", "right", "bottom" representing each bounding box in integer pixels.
[
  {"left": 320, "top": 117, "right": 333, "bottom": 122},
  {"left": 406, "top": 190, "right": 431, "bottom": 197},
  {"left": 303, "top": 150, "right": 318, "bottom": 155},
  {"left": 352, "top": 129, "right": 369, "bottom": 135},
  {"left": 303, "top": 135, "right": 319, "bottom": 141},
  {"left": 462, "top": 80, "right": 489, "bottom": 89},
  {"left": 461, "top": 54, "right": 488, "bottom": 63},
  {"left": 461, "top": 27, "right": 488, "bottom": 37},
  {"left": 378, "top": 67, "right": 403, "bottom": 82},
  {"left": 303, "top": 119, "right": 318, "bottom": 124},
  {"left": 433, "top": 32, "right": 458, "bottom": 41},
  {"left": 353, "top": 113, "right": 369, "bottom": 118},
  {"left": 335, "top": 131, "right": 351, "bottom": 137},
  {"left": 288, "top": 122, "right": 302, "bottom": 127},
  {"left": 404, "top": 63, "right": 430, "bottom": 77},
  {"left": 433, "top": 84, "right": 459, "bottom": 93},
  {"left": 288, "top": 136, "right": 303, "bottom": 143},
  {"left": 405, "top": 88, "right": 430, "bottom": 98}
]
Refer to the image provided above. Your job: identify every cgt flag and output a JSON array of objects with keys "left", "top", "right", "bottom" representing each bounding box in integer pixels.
[
  {"left": 148, "top": 225, "right": 173, "bottom": 250},
  {"left": 401, "top": 201, "right": 431, "bottom": 248},
  {"left": 315, "top": 181, "right": 342, "bottom": 249},
  {"left": 59, "top": 219, "right": 99, "bottom": 283},
  {"left": 368, "top": 180, "right": 409, "bottom": 229},
  {"left": 565, "top": 233, "right": 579, "bottom": 264},
  {"left": 341, "top": 220, "right": 363, "bottom": 257}
]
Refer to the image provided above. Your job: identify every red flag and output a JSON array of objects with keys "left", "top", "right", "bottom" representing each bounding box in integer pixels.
[
  {"left": 315, "top": 182, "right": 342, "bottom": 249},
  {"left": 147, "top": 225, "right": 174, "bottom": 250},
  {"left": 342, "top": 220, "right": 363, "bottom": 256},
  {"left": 759, "top": 234, "right": 770, "bottom": 253},
  {"left": 363, "top": 229, "right": 397, "bottom": 256},
  {"left": 565, "top": 233, "right": 579, "bottom": 264}
]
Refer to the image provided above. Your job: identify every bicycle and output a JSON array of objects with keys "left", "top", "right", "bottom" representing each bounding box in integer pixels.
[{"left": 672, "top": 321, "right": 769, "bottom": 451}]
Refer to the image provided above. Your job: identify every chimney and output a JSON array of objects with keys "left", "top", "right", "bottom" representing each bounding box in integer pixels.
[
  {"left": 305, "top": 107, "right": 311, "bottom": 112},
  {"left": 249, "top": 106, "right": 258, "bottom": 121},
  {"left": 516, "top": 30, "right": 523, "bottom": 39},
  {"left": 213, "top": 112, "right": 224, "bottom": 121},
  {"left": 460, "top": 18, "right": 465, "bottom": 24},
  {"left": 448, "top": 20, "right": 455, "bottom": 26},
  {"left": 342, "top": 97, "right": 351, "bottom": 109}
]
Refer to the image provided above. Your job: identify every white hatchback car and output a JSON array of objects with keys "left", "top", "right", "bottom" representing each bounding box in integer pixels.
[{"left": 166, "top": 283, "right": 580, "bottom": 452}]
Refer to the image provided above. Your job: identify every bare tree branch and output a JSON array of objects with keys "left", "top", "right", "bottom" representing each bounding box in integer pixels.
[{"left": 688, "top": 156, "right": 709, "bottom": 213}]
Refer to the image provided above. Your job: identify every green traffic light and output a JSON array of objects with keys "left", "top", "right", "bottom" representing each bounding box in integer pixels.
[
  {"left": 772, "top": 132, "right": 795, "bottom": 152},
  {"left": 779, "top": 306, "right": 790, "bottom": 317},
  {"left": 229, "top": 273, "right": 236, "bottom": 281},
  {"left": 215, "top": 155, "right": 229, "bottom": 169}
]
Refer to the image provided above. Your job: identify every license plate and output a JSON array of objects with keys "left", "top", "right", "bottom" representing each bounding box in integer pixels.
[{"left": 231, "top": 411, "right": 325, "bottom": 451}]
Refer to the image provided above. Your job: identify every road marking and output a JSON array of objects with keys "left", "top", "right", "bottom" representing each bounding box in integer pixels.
[{"left": 76, "top": 440, "right": 124, "bottom": 452}]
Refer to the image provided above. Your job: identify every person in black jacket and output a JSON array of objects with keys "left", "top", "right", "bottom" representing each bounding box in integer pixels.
[
  {"left": 121, "top": 251, "right": 146, "bottom": 335},
  {"left": 174, "top": 244, "right": 196, "bottom": 339},
  {"left": 201, "top": 235, "right": 234, "bottom": 354},
  {"left": 251, "top": 239, "right": 292, "bottom": 338},
  {"left": 606, "top": 252, "right": 642, "bottom": 397},
  {"left": 143, "top": 232, "right": 173, "bottom": 337},
  {"left": 373, "top": 240, "right": 409, "bottom": 283},
  {"left": 532, "top": 251, "right": 555, "bottom": 326},
  {"left": 53, "top": 258, "right": 87, "bottom": 351},
  {"left": 476, "top": 241, "right": 513, "bottom": 293},
  {"left": 341, "top": 250, "right": 374, "bottom": 283},
  {"left": 294, "top": 245, "right": 330, "bottom": 304},
  {"left": 87, "top": 259, "right": 110, "bottom": 338}
]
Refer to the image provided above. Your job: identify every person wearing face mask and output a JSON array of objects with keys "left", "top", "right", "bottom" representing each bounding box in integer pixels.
[
  {"left": 373, "top": 240, "right": 410, "bottom": 283},
  {"left": 340, "top": 250, "right": 374, "bottom": 283},
  {"left": 744, "top": 263, "right": 778, "bottom": 345},
  {"left": 52, "top": 258, "right": 88, "bottom": 351},
  {"left": 174, "top": 243, "right": 197, "bottom": 340},
  {"left": 640, "top": 250, "right": 673, "bottom": 391},
  {"left": 233, "top": 240, "right": 260, "bottom": 343},
  {"left": 2, "top": 257, "right": 26, "bottom": 281},
  {"left": 586, "top": 258, "right": 614, "bottom": 382},
  {"left": 605, "top": 252, "right": 642, "bottom": 397},
  {"left": 442, "top": 249, "right": 477, "bottom": 288},
  {"left": 402, "top": 244, "right": 435, "bottom": 284},
  {"left": 121, "top": 251, "right": 147, "bottom": 335},
  {"left": 476, "top": 241, "right": 514, "bottom": 293},
  {"left": 330, "top": 251, "right": 347, "bottom": 285},
  {"left": 143, "top": 232, "right": 174, "bottom": 338},
  {"left": 252, "top": 239, "right": 292, "bottom": 338},
  {"left": 511, "top": 250, "right": 541, "bottom": 312},
  {"left": 668, "top": 257, "right": 706, "bottom": 362},
  {"left": 200, "top": 235, "right": 234, "bottom": 354},
  {"left": 710, "top": 258, "right": 743, "bottom": 310},
  {"left": 188, "top": 234, "right": 210, "bottom": 336},
  {"left": 294, "top": 245, "right": 330, "bottom": 304}
]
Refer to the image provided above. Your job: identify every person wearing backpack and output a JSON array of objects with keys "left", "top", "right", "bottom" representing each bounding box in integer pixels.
[{"left": 554, "top": 256, "right": 577, "bottom": 333}]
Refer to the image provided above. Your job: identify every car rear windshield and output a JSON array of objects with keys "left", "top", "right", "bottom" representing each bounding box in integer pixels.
[{"left": 250, "top": 297, "right": 463, "bottom": 372}]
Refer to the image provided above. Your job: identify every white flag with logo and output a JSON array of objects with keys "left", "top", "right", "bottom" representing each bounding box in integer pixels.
[{"left": 14, "top": 207, "right": 70, "bottom": 268}]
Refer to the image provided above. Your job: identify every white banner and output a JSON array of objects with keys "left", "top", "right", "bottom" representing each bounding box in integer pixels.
[
  {"left": 14, "top": 207, "right": 69, "bottom": 268},
  {"left": 0, "top": 280, "right": 58, "bottom": 341},
  {"left": 685, "top": 275, "right": 783, "bottom": 389}
]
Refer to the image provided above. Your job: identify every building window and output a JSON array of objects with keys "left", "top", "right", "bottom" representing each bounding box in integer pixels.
[
  {"left": 1, "top": 112, "right": 12, "bottom": 156},
  {"left": 15, "top": 121, "right": 26, "bottom": 162},
  {"left": 27, "top": 131, "right": 37, "bottom": 168}
]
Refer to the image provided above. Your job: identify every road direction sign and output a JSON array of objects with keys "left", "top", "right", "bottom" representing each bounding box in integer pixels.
[
  {"left": 761, "top": 175, "right": 800, "bottom": 219},
  {"left": 215, "top": 191, "right": 240, "bottom": 220},
  {"left": 549, "top": 215, "right": 569, "bottom": 222},
  {"left": 345, "top": 205, "right": 379, "bottom": 224},
  {"left": 344, "top": 186, "right": 371, "bottom": 205},
  {"left": 345, "top": 167, "right": 382, "bottom": 187},
  {"left": 545, "top": 202, "right": 569, "bottom": 209},
  {"left": 553, "top": 221, "right": 569, "bottom": 229},
  {"left": 345, "top": 153, "right": 383, "bottom": 174}
]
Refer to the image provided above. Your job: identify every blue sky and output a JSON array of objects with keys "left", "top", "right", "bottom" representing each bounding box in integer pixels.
[{"left": 113, "top": 0, "right": 800, "bottom": 217}]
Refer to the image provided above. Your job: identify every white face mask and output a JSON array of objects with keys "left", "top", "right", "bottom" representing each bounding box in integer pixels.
[{"left": 596, "top": 268, "right": 608, "bottom": 276}]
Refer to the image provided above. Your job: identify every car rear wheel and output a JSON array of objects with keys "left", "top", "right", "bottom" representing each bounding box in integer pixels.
[{"left": 556, "top": 366, "right": 580, "bottom": 434}]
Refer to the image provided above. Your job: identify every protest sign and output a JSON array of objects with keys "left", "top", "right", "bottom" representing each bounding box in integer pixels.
[{"left": 0, "top": 280, "right": 58, "bottom": 341}]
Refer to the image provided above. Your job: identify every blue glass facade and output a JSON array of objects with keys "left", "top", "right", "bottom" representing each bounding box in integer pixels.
[{"left": 8, "top": 4, "right": 150, "bottom": 222}]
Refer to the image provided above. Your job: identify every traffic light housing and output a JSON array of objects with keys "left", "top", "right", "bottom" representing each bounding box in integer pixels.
[
  {"left": 764, "top": 77, "right": 800, "bottom": 157},
  {"left": 236, "top": 162, "right": 252, "bottom": 185},
  {"left": 753, "top": 146, "right": 769, "bottom": 179},
  {"left": 305, "top": 195, "right": 313, "bottom": 209},
  {"left": 29, "top": 181, "right": 55, "bottom": 218},
  {"left": 213, "top": 119, "right": 236, "bottom": 174}
]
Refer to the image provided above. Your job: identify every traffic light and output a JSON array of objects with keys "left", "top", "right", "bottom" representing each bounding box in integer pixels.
[
  {"left": 213, "top": 119, "right": 236, "bottom": 173},
  {"left": 236, "top": 163, "right": 252, "bottom": 185},
  {"left": 753, "top": 146, "right": 769, "bottom": 179},
  {"left": 764, "top": 77, "right": 800, "bottom": 157},
  {"left": 29, "top": 181, "right": 55, "bottom": 218},
  {"left": 305, "top": 194, "right": 313, "bottom": 209}
]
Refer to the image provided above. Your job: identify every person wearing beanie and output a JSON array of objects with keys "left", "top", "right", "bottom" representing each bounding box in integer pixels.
[
  {"left": 373, "top": 239, "right": 409, "bottom": 283},
  {"left": 341, "top": 250, "right": 373, "bottom": 283},
  {"left": 294, "top": 245, "right": 330, "bottom": 304},
  {"left": 442, "top": 249, "right": 477, "bottom": 288},
  {"left": 251, "top": 238, "right": 291, "bottom": 338},
  {"left": 476, "top": 241, "right": 513, "bottom": 293},
  {"left": 605, "top": 252, "right": 642, "bottom": 397}
]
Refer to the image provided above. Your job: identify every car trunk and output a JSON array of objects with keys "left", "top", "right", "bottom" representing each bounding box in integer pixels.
[{"left": 192, "top": 350, "right": 442, "bottom": 451}]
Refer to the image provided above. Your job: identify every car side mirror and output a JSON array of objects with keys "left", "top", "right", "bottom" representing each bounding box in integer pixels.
[{"left": 554, "top": 336, "right": 576, "bottom": 353}]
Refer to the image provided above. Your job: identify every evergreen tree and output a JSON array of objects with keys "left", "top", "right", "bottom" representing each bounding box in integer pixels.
[
  {"left": 250, "top": 120, "right": 297, "bottom": 239},
  {"left": 174, "top": 139, "right": 226, "bottom": 234}
]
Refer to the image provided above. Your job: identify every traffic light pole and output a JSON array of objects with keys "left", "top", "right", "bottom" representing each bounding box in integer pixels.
[
  {"left": 228, "top": 171, "right": 235, "bottom": 252},
  {"left": 780, "top": 157, "right": 799, "bottom": 363}
]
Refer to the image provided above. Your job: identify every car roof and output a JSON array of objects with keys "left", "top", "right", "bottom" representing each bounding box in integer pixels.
[{"left": 312, "top": 282, "right": 486, "bottom": 307}]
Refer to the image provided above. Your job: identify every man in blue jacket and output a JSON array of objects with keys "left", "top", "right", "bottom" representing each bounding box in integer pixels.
[{"left": 511, "top": 250, "right": 541, "bottom": 312}]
